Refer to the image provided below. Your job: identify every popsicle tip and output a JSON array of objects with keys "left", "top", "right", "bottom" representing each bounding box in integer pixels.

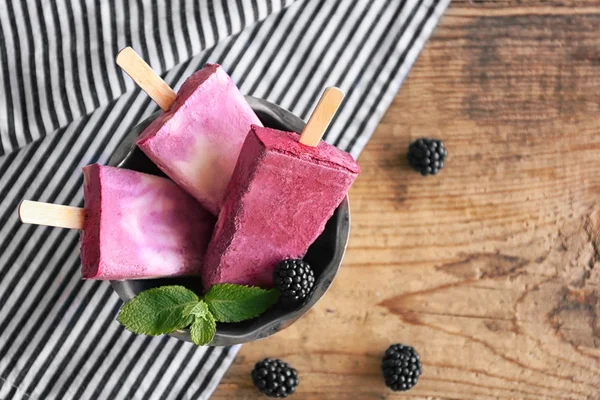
[
  {"left": 18, "top": 200, "right": 30, "bottom": 223},
  {"left": 299, "top": 87, "right": 345, "bottom": 147},
  {"left": 116, "top": 46, "right": 135, "bottom": 65},
  {"left": 326, "top": 86, "right": 344, "bottom": 98}
]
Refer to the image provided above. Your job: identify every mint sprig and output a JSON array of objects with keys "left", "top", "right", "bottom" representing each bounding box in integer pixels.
[{"left": 117, "top": 284, "right": 279, "bottom": 346}]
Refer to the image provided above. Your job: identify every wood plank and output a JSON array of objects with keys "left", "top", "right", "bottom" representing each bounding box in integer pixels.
[{"left": 214, "top": 2, "right": 600, "bottom": 398}]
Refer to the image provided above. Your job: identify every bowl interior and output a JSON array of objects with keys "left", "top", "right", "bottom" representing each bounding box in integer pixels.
[{"left": 109, "top": 97, "right": 350, "bottom": 345}]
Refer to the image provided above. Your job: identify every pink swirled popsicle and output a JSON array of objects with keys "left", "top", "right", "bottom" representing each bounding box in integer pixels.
[
  {"left": 19, "top": 164, "right": 215, "bottom": 280},
  {"left": 117, "top": 47, "right": 262, "bottom": 215}
]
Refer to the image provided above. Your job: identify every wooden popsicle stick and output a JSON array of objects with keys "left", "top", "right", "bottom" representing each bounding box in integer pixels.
[
  {"left": 19, "top": 200, "right": 85, "bottom": 230},
  {"left": 116, "top": 47, "right": 177, "bottom": 111},
  {"left": 299, "top": 87, "right": 345, "bottom": 147}
]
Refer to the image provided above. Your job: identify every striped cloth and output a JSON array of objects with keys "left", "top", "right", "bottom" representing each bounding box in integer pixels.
[{"left": 0, "top": 0, "right": 449, "bottom": 399}]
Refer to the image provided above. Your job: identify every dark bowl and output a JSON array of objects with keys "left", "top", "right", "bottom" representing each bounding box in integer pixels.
[{"left": 108, "top": 96, "right": 350, "bottom": 346}]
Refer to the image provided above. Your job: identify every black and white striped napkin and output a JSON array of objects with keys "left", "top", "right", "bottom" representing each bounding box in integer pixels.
[{"left": 0, "top": 0, "right": 449, "bottom": 399}]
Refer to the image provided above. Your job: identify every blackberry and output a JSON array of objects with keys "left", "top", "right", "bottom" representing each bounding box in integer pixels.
[
  {"left": 407, "top": 138, "right": 447, "bottom": 176},
  {"left": 251, "top": 358, "right": 299, "bottom": 398},
  {"left": 381, "top": 344, "right": 422, "bottom": 392},
  {"left": 273, "top": 259, "right": 315, "bottom": 306}
]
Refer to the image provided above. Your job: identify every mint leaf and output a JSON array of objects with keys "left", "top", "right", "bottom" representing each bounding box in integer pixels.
[
  {"left": 190, "top": 306, "right": 216, "bottom": 346},
  {"left": 204, "top": 284, "right": 279, "bottom": 322},
  {"left": 117, "top": 286, "right": 200, "bottom": 336}
]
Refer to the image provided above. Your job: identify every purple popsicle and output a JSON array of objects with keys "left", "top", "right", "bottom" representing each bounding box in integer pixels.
[
  {"left": 136, "top": 64, "right": 262, "bottom": 215},
  {"left": 81, "top": 164, "right": 215, "bottom": 280},
  {"left": 202, "top": 125, "right": 360, "bottom": 290}
]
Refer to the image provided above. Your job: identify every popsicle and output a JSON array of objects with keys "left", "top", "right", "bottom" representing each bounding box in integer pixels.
[
  {"left": 202, "top": 88, "right": 359, "bottom": 290},
  {"left": 117, "top": 47, "right": 262, "bottom": 215},
  {"left": 19, "top": 164, "right": 215, "bottom": 280}
]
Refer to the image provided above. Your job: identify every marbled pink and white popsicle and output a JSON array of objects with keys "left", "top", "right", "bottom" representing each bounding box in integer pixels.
[
  {"left": 137, "top": 64, "right": 262, "bottom": 215},
  {"left": 81, "top": 164, "right": 215, "bottom": 280},
  {"left": 202, "top": 125, "right": 360, "bottom": 290}
]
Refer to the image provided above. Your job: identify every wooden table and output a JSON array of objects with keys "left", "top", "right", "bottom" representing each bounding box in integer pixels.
[{"left": 214, "top": 1, "right": 600, "bottom": 398}]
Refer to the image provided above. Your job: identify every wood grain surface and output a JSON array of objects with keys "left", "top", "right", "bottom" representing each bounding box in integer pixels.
[{"left": 213, "top": 1, "right": 600, "bottom": 399}]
